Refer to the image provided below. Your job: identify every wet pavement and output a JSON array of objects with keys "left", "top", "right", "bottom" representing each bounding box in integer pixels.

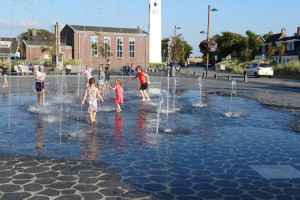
[{"left": 0, "top": 71, "right": 300, "bottom": 200}]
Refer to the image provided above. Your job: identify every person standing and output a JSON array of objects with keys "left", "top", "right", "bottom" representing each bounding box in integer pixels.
[
  {"left": 1, "top": 64, "right": 9, "bottom": 87},
  {"left": 66, "top": 62, "right": 71, "bottom": 75},
  {"left": 35, "top": 66, "right": 46, "bottom": 106},
  {"left": 108, "top": 79, "right": 123, "bottom": 112},
  {"left": 81, "top": 77, "right": 104, "bottom": 124},
  {"left": 129, "top": 66, "right": 151, "bottom": 101},
  {"left": 82, "top": 66, "right": 92, "bottom": 88},
  {"left": 98, "top": 65, "right": 105, "bottom": 94},
  {"left": 104, "top": 66, "right": 111, "bottom": 94}
]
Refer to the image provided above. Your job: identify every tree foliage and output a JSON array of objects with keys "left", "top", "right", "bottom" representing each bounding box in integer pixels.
[
  {"left": 266, "top": 43, "right": 275, "bottom": 58},
  {"left": 18, "top": 29, "right": 53, "bottom": 41},
  {"left": 161, "top": 35, "right": 193, "bottom": 63}
]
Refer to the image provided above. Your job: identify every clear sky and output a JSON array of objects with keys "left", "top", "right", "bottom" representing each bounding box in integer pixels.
[{"left": 0, "top": 0, "right": 299, "bottom": 57}]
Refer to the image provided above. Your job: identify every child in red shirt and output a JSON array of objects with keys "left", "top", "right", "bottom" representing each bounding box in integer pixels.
[
  {"left": 129, "top": 66, "right": 151, "bottom": 101},
  {"left": 108, "top": 79, "right": 123, "bottom": 112}
]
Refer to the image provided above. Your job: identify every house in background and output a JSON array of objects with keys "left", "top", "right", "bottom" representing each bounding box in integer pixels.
[
  {"left": 60, "top": 24, "right": 149, "bottom": 68},
  {"left": 255, "top": 27, "right": 300, "bottom": 63},
  {"left": 20, "top": 31, "right": 72, "bottom": 62},
  {"left": 0, "top": 38, "right": 20, "bottom": 62}
]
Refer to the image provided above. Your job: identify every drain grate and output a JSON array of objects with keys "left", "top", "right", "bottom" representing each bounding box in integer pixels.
[{"left": 250, "top": 165, "right": 300, "bottom": 179}]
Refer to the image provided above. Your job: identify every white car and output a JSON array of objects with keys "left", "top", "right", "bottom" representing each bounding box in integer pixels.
[{"left": 244, "top": 63, "right": 273, "bottom": 78}]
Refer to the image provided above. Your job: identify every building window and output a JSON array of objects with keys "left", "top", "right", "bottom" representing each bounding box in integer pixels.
[
  {"left": 287, "top": 41, "right": 294, "bottom": 50},
  {"left": 117, "top": 37, "right": 123, "bottom": 58},
  {"left": 0, "top": 41, "right": 11, "bottom": 48},
  {"left": 91, "top": 36, "right": 98, "bottom": 58},
  {"left": 104, "top": 37, "right": 111, "bottom": 58},
  {"left": 129, "top": 38, "right": 135, "bottom": 58}
]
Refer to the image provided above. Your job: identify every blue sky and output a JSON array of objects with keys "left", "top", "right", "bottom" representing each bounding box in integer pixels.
[{"left": 0, "top": 0, "right": 299, "bottom": 57}]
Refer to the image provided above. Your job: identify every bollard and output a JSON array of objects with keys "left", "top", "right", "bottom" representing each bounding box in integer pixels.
[
  {"left": 228, "top": 75, "right": 231, "bottom": 81},
  {"left": 214, "top": 74, "right": 217, "bottom": 79},
  {"left": 202, "top": 72, "right": 205, "bottom": 78},
  {"left": 193, "top": 72, "right": 197, "bottom": 76},
  {"left": 244, "top": 73, "right": 248, "bottom": 82}
]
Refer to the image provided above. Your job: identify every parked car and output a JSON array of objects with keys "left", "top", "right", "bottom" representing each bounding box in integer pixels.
[{"left": 244, "top": 63, "right": 273, "bottom": 78}]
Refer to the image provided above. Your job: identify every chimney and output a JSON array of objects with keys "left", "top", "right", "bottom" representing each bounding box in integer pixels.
[
  {"left": 31, "top": 29, "right": 37, "bottom": 36},
  {"left": 269, "top": 31, "right": 273, "bottom": 36},
  {"left": 281, "top": 28, "right": 286, "bottom": 37},
  {"left": 297, "top": 26, "right": 300, "bottom": 36}
]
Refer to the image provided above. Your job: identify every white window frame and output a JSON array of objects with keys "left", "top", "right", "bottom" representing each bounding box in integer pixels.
[
  {"left": 129, "top": 38, "right": 135, "bottom": 58},
  {"left": 117, "top": 37, "right": 123, "bottom": 58},
  {"left": 91, "top": 36, "right": 98, "bottom": 58},
  {"left": 104, "top": 37, "right": 111, "bottom": 58}
]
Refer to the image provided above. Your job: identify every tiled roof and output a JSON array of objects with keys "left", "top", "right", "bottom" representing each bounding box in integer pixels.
[
  {"left": 265, "top": 33, "right": 282, "bottom": 44},
  {"left": 0, "top": 38, "right": 19, "bottom": 54},
  {"left": 279, "top": 35, "right": 300, "bottom": 41},
  {"left": 68, "top": 24, "right": 148, "bottom": 35},
  {"left": 24, "top": 35, "right": 71, "bottom": 47}
]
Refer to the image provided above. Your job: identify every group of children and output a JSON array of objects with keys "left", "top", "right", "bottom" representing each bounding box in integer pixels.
[{"left": 82, "top": 65, "right": 151, "bottom": 124}]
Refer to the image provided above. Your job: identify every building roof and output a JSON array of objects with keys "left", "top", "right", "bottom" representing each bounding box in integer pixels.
[
  {"left": 68, "top": 24, "right": 148, "bottom": 35},
  {"left": 264, "top": 33, "right": 282, "bottom": 44},
  {"left": 0, "top": 38, "right": 19, "bottom": 54},
  {"left": 24, "top": 34, "right": 71, "bottom": 47}
]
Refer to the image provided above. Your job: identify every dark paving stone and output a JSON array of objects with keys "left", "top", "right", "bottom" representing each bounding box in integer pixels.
[
  {"left": 21, "top": 167, "right": 49, "bottom": 174},
  {"left": 147, "top": 170, "right": 169, "bottom": 176},
  {"left": 124, "top": 176, "right": 151, "bottom": 184},
  {"left": 211, "top": 173, "right": 235, "bottom": 180},
  {"left": 0, "top": 184, "right": 22, "bottom": 192},
  {"left": 152, "top": 192, "right": 175, "bottom": 200},
  {"left": 248, "top": 190, "right": 274, "bottom": 199},
  {"left": 252, "top": 180, "right": 270, "bottom": 187},
  {"left": 192, "top": 183, "right": 218, "bottom": 190},
  {"left": 0, "top": 165, "right": 11, "bottom": 170},
  {"left": 262, "top": 186, "right": 282, "bottom": 195},
  {"left": 99, "top": 173, "right": 121, "bottom": 181},
  {"left": 82, "top": 192, "right": 103, "bottom": 200},
  {"left": 122, "top": 170, "right": 147, "bottom": 177},
  {"left": 191, "top": 175, "right": 214, "bottom": 183},
  {"left": 148, "top": 175, "right": 173, "bottom": 183},
  {"left": 79, "top": 177, "right": 99, "bottom": 184},
  {"left": 28, "top": 196, "right": 50, "bottom": 200},
  {"left": 13, "top": 173, "right": 34, "bottom": 179},
  {"left": 4, "top": 161, "right": 19, "bottom": 166},
  {"left": 36, "top": 171, "right": 59, "bottom": 179},
  {"left": 177, "top": 196, "right": 203, "bottom": 200},
  {"left": 0, "top": 171, "right": 16, "bottom": 177},
  {"left": 54, "top": 195, "right": 81, "bottom": 200},
  {"left": 272, "top": 182, "right": 293, "bottom": 188},
  {"left": 169, "top": 179, "right": 193, "bottom": 187},
  {"left": 0, "top": 192, "right": 31, "bottom": 200},
  {"left": 144, "top": 183, "right": 167, "bottom": 191},
  {"left": 15, "top": 161, "right": 39, "bottom": 168},
  {"left": 198, "top": 191, "right": 223, "bottom": 199},
  {"left": 24, "top": 183, "right": 43, "bottom": 192},
  {"left": 0, "top": 178, "right": 12, "bottom": 184},
  {"left": 122, "top": 190, "right": 150, "bottom": 198},
  {"left": 224, "top": 196, "right": 243, "bottom": 200},
  {"left": 74, "top": 184, "right": 99, "bottom": 192},
  {"left": 51, "top": 164, "right": 71, "bottom": 171},
  {"left": 46, "top": 182, "right": 76, "bottom": 189},
  {"left": 214, "top": 180, "right": 238, "bottom": 187},
  {"left": 35, "top": 178, "right": 56, "bottom": 185},
  {"left": 100, "top": 188, "right": 124, "bottom": 196},
  {"left": 97, "top": 180, "right": 122, "bottom": 188},
  {"left": 55, "top": 175, "right": 77, "bottom": 182},
  {"left": 218, "top": 188, "right": 243, "bottom": 195},
  {"left": 275, "top": 194, "right": 294, "bottom": 200},
  {"left": 12, "top": 180, "right": 32, "bottom": 185},
  {"left": 169, "top": 167, "right": 190, "bottom": 175},
  {"left": 78, "top": 170, "right": 101, "bottom": 177},
  {"left": 283, "top": 187, "right": 300, "bottom": 195},
  {"left": 170, "top": 187, "right": 195, "bottom": 195},
  {"left": 240, "top": 183, "right": 259, "bottom": 190},
  {"left": 38, "top": 189, "right": 60, "bottom": 196},
  {"left": 61, "top": 189, "right": 76, "bottom": 195}
]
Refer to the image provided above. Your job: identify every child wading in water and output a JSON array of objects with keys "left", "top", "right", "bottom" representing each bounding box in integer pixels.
[
  {"left": 129, "top": 66, "right": 151, "bottom": 101},
  {"left": 82, "top": 78, "right": 104, "bottom": 124},
  {"left": 108, "top": 79, "right": 123, "bottom": 112}
]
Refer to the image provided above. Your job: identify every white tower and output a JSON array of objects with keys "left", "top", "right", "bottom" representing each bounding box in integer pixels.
[{"left": 149, "top": 0, "right": 162, "bottom": 63}]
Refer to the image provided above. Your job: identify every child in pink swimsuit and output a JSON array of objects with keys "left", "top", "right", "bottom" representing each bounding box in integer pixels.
[
  {"left": 82, "top": 78, "right": 104, "bottom": 124},
  {"left": 108, "top": 79, "right": 123, "bottom": 112}
]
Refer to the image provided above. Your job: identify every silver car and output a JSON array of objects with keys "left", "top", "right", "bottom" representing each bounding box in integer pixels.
[{"left": 244, "top": 63, "right": 273, "bottom": 78}]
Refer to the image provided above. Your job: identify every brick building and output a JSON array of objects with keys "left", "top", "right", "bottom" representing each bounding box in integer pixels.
[
  {"left": 60, "top": 24, "right": 149, "bottom": 68},
  {"left": 21, "top": 33, "right": 72, "bottom": 62}
]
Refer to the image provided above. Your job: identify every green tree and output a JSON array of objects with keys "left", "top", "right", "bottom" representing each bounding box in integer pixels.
[
  {"left": 18, "top": 29, "right": 53, "bottom": 41},
  {"left": 278, "top": 43, "right": 286, "bottom": 57},
  {"left": 266, "top": 43, "right": 275, "bottom": 59},
  {"left": 245, "top": 30, "right": 264, "bottom": 60}
]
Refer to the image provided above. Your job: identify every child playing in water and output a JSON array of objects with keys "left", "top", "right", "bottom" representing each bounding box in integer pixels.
[
  {"left": 82, "top": 66, "right": 92, "bottom": 88},
  {"left": 82, "top": 77, "right": 104, "bottom": 124},
  {"left": 129, "top": 66, "right": 151, "bottom": 101},
  {"left": 108, "top": 79, "right": 123, "bottom": 112}
]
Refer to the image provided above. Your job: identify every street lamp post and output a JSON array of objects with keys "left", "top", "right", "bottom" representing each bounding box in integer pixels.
[
  {"left": 205, "top": 5, "right": 218, "bottom": 79},
  {"left": 174, "top": 25, "right": 181, "bottom": 45}
]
